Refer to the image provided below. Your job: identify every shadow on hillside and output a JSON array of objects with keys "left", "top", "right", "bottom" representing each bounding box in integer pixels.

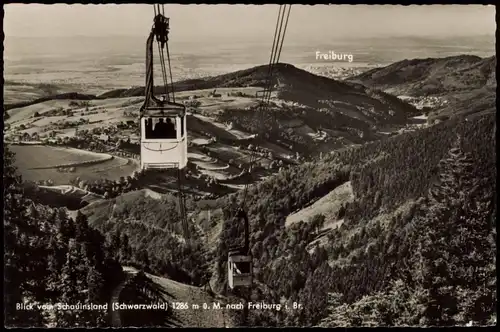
[
  {"left": 23, "top": 184, "right": 89, "bottom": 210},
  {"left": 188, "top": 115, "right": 240, "bottom": 141},
  {"left": 121, "top": 276, "right": 182, "bottom": 327}
]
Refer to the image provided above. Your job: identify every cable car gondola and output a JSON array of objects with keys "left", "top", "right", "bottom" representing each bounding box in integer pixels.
[
  {"left": 139, "top": 10, "right": 187, "bottom": 171},
  {"left": 140, "top": 101, "right": 188, "bottom": 170},
  {"left": 227, "top": 209, "right": 253, "bottom": 289}
]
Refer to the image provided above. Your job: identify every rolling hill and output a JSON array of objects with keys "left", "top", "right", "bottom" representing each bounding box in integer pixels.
[
  {"left": 348, "top": 55, "right": 496, "bottom": 121},
  {"left": 5, "top": 63, "right": 423, "bottom": 195},
  {"left": 100, "top": 63, "right": 418, "bottom": 125}
]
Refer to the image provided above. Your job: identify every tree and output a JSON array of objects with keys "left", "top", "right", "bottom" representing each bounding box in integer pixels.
[
  {"left": 46, "top": 236, "right": 66, "bottom": 299},
  {"left": 57, "top": 239, "right": 89, "bottom": 327},
  {"left": 4, "top": 146, "right": 121, "bottom": 327},
  {"left": 412, "top": 137, "right": 496, "bottom": 326},
  {"left": 120, "top": 233, "right": 131, "bottom": 262},
  {"left": 319, "top": 280, "right": 427, "bottom": 327},
  {"left": 4, "top": 147, "right": 47, "bottom": 326},
  {"left": 87, "top": 267, "right": 105, "bottom": 303},
  {"left": 109, "top": 230, "right": 122, "bottom": 256},
  {"left": 75, "top": 211, "right": 90, "bottom": 242}
]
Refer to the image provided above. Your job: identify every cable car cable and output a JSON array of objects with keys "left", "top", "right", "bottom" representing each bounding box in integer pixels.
[
  {"left": 143, "top": 4, "right": 190, "bottom": 240},
  {"left": 239, "top": 5, "right": 291, "bottom": 213},
  {"left": 227, "top": 7, "right": 291, "bottom": 326}
]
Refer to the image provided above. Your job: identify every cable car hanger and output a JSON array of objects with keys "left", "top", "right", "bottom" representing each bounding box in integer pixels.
[
  {"left": 140, "top": 4, "right": 185, "bottom": 118},
  {"left": 138, "top": 4, "right": 189, "bottom": 241}
]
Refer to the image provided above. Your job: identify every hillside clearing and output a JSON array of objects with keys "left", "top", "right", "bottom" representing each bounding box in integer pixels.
[
  {"left": 286, "top": 181, "right": 354, "bottom": 227},
  {"left": 193, "top": 114, "right": 252, "bottom": 140}
]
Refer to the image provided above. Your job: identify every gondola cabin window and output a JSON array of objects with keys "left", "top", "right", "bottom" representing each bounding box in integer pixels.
[
  {"left": 140, "top": 115, "right": 188, "bottom": 170},
  {"left": 144, "top": 117, "right": 179, "bottom": 139}
]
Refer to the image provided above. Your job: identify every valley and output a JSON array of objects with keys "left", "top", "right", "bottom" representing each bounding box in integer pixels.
[
  {"left": 5, "top": 63, "right": 429, "bottom": 207},
  {"left": 4, "top": 55, "right": 496, "bottom": 328}
]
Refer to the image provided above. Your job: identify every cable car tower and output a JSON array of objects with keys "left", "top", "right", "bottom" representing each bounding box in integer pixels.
[{"left": 140, "top": 7, "right": 187, "bottom": 171}]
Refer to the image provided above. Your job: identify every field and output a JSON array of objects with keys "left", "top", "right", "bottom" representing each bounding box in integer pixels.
[
  {"left": 285, "top": 181, "right": 353, "bottom": 228},
  {"left": 4, "top": 66, "right": 430, "bottom": 195},
  {"left": 10, "top": 144, "right": 139, "bottom": 185},
  {"left": 5, "top": 97, "right": 144, "bottom": 137},
  {"left": 10, "top": 145, "right": 110, "bottom": 166},
  {"left": 4, "top": 87, "right": 274, "bottom": 188}
]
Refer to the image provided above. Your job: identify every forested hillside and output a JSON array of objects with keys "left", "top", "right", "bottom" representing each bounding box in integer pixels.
[
  {"left": 78, "top": 112, "right": 496, "bottom": 327},
  {"left": 349, "top": 55, "right": 495, "bottom": 97},
  {"left": 213, "top": 113, "right": 496, "bottom": 326},
  {"left": 4, "top": 147, "right": 124, "bottom": 327},
  {"left": 22, "top": 112, "right": 496, "bottom": 327},
  {"left": 82, "top": 190, "right": 211, "bottom": 287},
  {"left": 349, "top": 55, "right": 496, "bottom": 121}
]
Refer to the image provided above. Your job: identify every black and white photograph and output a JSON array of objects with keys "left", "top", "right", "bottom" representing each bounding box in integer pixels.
[{"left": 3, "top": 3, "right": 496, "bottom": 328}]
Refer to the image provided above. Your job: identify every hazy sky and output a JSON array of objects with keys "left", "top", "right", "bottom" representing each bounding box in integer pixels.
[{"left": 4, "top": 4, "right": 495, "bottom": 41}]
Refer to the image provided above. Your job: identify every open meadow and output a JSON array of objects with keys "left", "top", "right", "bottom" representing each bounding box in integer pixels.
[{"left": 9, "top": 144, "right": 139, "bottom": 185}]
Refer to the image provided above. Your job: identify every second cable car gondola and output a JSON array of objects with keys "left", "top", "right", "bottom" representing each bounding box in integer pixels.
[
  {"left": 139, "top": 13, "right": 188, "bottom": 170},
  {"left": 227, "top": 209, "right": 253, "bottom": 289}
]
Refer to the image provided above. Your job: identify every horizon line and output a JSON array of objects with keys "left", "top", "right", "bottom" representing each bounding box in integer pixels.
[{"left": 5, "top": 33, "right": 495, "bottom": 38}]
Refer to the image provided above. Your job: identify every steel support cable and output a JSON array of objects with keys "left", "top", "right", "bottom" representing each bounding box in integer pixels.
[
  {"left": 260, "top": 4, "right": 291, "bottom": 144},
  {"left": 177, "top": 168, "right": 189, "bottom": 240},
  {"left": 157, "top": 42, "right": 170, "bottom": 99},
  {"left": 261, "top": 5, "right": 284, "bottom": 105},
  {"left": 239, "top": 5, "right": 291, "bottom": 212},
  {"left": 263, "top": 5, "right": 287, "bottom": 105},
  {"left": 262, "top": 5, "right": 288, "bottom": 105},
  {"left": 165, "top": 42, "right": 176, "bottom": 103},
  {"left": 264, "top": 5, "right": 290, "bottom": 107},
  {"left": 260, "top": 4, "right": 287, "bottom": 140},
  {"left": 232, "top": 6, "right": 284, "bottom": 216},
  {"left": 259, "top": 5, "right": 288, "bottom": 144},
  {"left": 276, "top": 5, "right": 291, "bottom": 65},
  {"left": 267, "top": 5, "right": 292, "bottom": 129},
  {"left": 149, "top": 4, "right": 189, "bottom": 240},
  {"left": 156, "top": 7, "right": 187, "bottom": 239}
]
